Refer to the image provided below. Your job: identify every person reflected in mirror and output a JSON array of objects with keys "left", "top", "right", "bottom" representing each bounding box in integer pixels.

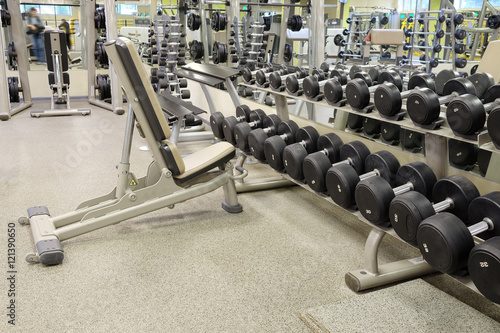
[{"left": 26, "top": 7, "right": 45, "bottom": 64}]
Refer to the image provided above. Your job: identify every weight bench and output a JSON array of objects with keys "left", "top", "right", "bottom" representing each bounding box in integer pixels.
[
  {"left": 174, "top": 62, "right": 242, "bottom": 117},
  {"left": 21, "top": 37, "right": 243, "bottom": 266},
  {"left": 31, "top": 30, "right": 90, "bottom": 117}
]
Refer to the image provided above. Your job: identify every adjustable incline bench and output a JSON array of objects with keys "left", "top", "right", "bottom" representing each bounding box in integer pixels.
[
  {"left": 20, "top": 37, "right": 243, "bottom": 266},
  {"left": 31, "top": 30, "right": 90, "bottom": 117}
]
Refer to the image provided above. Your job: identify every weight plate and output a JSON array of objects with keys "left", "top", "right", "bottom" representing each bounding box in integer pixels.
[
  {"left": 330, "top": 69, "right": 348, "bottom": 85},
  {"left": 264, "top": 136, "right": 287, "bottom": 170},
  {"left": 248, "top": 129, "right": 269, "bottom": 161},
  {"left": 353, "top": 72, "right": 372, "bottom": 86},
  {"left": 317, "top": 133, "right": 343, "bottom": 163},
  {"left": 368, "top": 67, "right": 381, "bottom": 82},
  {"left": 469, "top": 237, "right": 500, "bottom": 304},
  {"left": 417, "top": 212, "right": 474, "bottom": 274},
  {"left": 482, "top": 84, "right": 500, "bottom": 104},
  {"left": 435, "top": 69, "right": 459, "bottom": 95},
  {"left": 355, "top": 176, "right": 395, "bottom": 225},
  {"left": 347, "top": 113, "right": 364, "bottom": 130},
  {"left": 242, "top": 68, "right": 254, "bottom": 83},
  {"left": 269, "top": 72, "right": 283, "bottom": 90},
  {"left": 381, "top": 122, "right": 401, "bottom": 143},
  {"left": 210, "top": 112, "right": 224, "bottom": 140},
  {"left": 324, "top": 79, "right": 344, "bottom": 104},
  {"left": 255, "top": 69, "right": 268, "bottom": 86},
  {"left": 334, "top": 34, "right": 344, "bottom": 46},
  {"left": 236, "top": 104, "right": 251, "bottom": 121},
  {"left": 363, "top": 118, "right": 381, "bottom": 136},
  {"left": 390, "top": 191, "right": 435, "bottom": 244},
  {"left": 467, "top": 191, "right": 500, "bottom": 239},
  {"left": 346, "top": 78, "right": 371, "bottom": 109},
  {"left": 488, "top": 107, "right": 500, "bottom": 149},
  {"left": 325, "top": 163, "right": 361, "bottom": 208},
  {"left": 374, "top": 83, "right": 402, "bottom": 117},
  {"left": 432, "top": 174, "right": 480, "bottom": 222},
  {"left": 395, "top": 161, "right": 437, "bottom": 199},
  {"left": 378, "top": 70, "right": 403, "bottom": 92},
  {"left": 286, "top": 75, "right": 300, "bottom": 93},
  {"left": 339, "top": 141, "right": 370, "bottom": 175},
  {"left": 448, "top": 139, "right": 478, "bottom": 167},
  {"left": 443, "top": 76, "right": 475, "bottom": 97},
  {"left": 467, "top": 72, "right": 494, "bottom": 99},
  {"left": 478, "top": 149, "right": 492, "bottom": 175},
  {"left": 283, "top": 143, "right": 309, "bottom": 180},
  {"left": 262, "top": 114, "right": 281, "bottom": 135},
  {"left": 222, "top": 116, "right": 239, "bottom": 145},
  {"left": 408, "top": 73, "right": 436, "bottom": 91},
  {"left": 364, "top": 150, "right": 400, "bottom": 185},
  {"left": 295, "top": 126, "right": 320, "bottom": 153},
  {"left": 446, "top": 94, "right": 486, "bottom": 135},
  {"left": 406, "top": 88, "right": 441, "bottom": 125},
  {"left": 303, "top": 76, "right": 321, "bottom": 98},
  {"left": 303, "top": 152, "right": 334, "bottom": 192}
]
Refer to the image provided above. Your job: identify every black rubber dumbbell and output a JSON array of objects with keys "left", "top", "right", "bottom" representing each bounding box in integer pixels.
[
  {"left": 346, "top": 70, "right": 403, "bottom": 110},
  {"left": 269, "top": 68, "right": 308, "bottom": 92},
  {"left": 303, "top": 69, "right": 349, "bottom": 100},
  {"left": 255, "top": 66, "right": 290, "bottom": 88},
  {"left": 264, "top": 126, "right": 319, "bottom": 171},
  {"left": 380, "top": 122, "right": 401, "bottom": 145},
  {"left": 488, "top": 105, "right": 500, "bottom": 149},
  {"left": 248, "top": 120, "right": 299, "bottom": 161},
  {"left": 446, "top": 84, "right": 500, "bottom": 136},
  {"left": 362, "top": 118, "right": 382, "bottom": 138},
  {"left": 355, "top": 161, "right": 437, "bottom": 225},
  {"left": 389, "top": 174, "right": 479, "bottom": 244},
  {"left": 286, "top": 69, "right": 325, "bottom": 95},
  {"left": 303, "top": 140, "right": 370, "bottom": 193},
  {"left": 374, "top": 73, "right": 436, "bottom": 118},
  {"left": 241, "top": 65, "right": 273, "bottom": 84},
  {"left": 466, "top": 72, "right": 496, "bottom": 99},
  {"left": 210, "top": 105, "right": 252, "bottom": 140},
  {"left": 406, "top": 78, "right": 478, "bottom": 127},
  {"left": 322, "top": 69, "right": 352, "bottom": 105},
  {"left": 234, "top": 114, "right": 281, "bottom": 152},
  {"left": 325, "top": 150, "right": 400, "bottom": 208},
  {"left": 283, "top": 133, "right": 343, "bottom": 181},
  {"left": 448, "top": 139, "right": 478, "bottom": 168},
  {"left": 418, "top": 192, "right": 500, "bottom": 274},
  {"left": 224, "top": 108, "right": 267, "bottom": 145}
]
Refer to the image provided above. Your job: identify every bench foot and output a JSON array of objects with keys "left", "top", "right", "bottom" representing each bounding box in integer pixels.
[{"left": 222, "top": 201, "right": 243, "bottom": 213}]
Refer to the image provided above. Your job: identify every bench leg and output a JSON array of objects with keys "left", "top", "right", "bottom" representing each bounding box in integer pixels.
[{"left": 222, "top": 165, "right": 243, "bottom": 213}]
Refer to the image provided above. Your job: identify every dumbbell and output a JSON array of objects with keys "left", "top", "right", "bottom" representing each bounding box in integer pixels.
[
  {"left": 234, "top": 114, "right": 281, "bottom": 152},
  {"left": 488, "top": 105, "right": 500, "bottom": 149},
  {"left": 303, "top": 140, "right": 370, "bottom": 193},
  {"left": 348, "top": 65, "right": 383, "bottom": 81},
  {"left": 345, "top": 70, "right": 403, "bottom": 110},
  {"left": 448, "top": 139, "right": 478, "bottom": 168},
  {"left": 446, "top": 84, "right": 500, "bottom": 136},
  {"left": 241, "top": 65, "right": 273, "bottom": 84},
  {"left": 325, "top": 150, "right": 400, "bottom": 208},
  {"left": 469, "top": 236, "right": 500, "bottom": 304},
  {"left": 355, "top": 161, "right": 437, "bottom": 225},
  {"left": 323, "top": 69, "right": 351, "bottom": 104},
  {"left": 210, "top": 105, "right": 252, "bottom": 140},
  {"left": 389, "top": 175, "right": 480, "bottom": 244},
  {"left": 406, "top": 78, "right": 477, "bottom": 127},
  {"left": 418, "top": 192, "right": 500, "bottom": 274},
  {"left": 283, "top": 133, "right": 342, "bottom": 181},
  {"left": 303, "top": 69, "right": 349, "bottom": 100},
  {"left": 255, "top": 67, "right": 290, "bottom": 88},
  {"left": 286, "top": 69, "right": 325, "bottom": 95},
  {"left": 380, "top": 122, "right": 401, "bottom": 145},
  {"left": 248, "top": 120, "right": 299, "bottom": 161},
  {"left": 269, "top": 68, "right": 308, "bottom": 92},
  {"left": 374, "top": 73, "right": 436, "bottom": 118},
  {"left": 264, "top": 126, "right": 319, "bottom": 171}
]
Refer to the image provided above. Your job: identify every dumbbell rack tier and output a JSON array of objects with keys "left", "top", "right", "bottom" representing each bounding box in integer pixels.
[
  {"left": 151, "top": 13, "right": 187, "bottom": 98},
  {"left": 237, "top": 82, "right": 499, "bottom": 301},
  {"left": 239, "top": 81, "right": 500, "bottom": 189}
]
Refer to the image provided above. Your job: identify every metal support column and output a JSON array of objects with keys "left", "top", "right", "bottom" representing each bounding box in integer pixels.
[{"left": 105, "top": 0, "right": 125, "bottom": 115}]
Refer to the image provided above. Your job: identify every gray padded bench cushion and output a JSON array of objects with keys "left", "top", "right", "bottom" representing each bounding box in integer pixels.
[
  {"left": 174, "top": 63, "right": 240, "bottom": 87},
  {"left": 156, "top": 92, "right": 206, "bottom": 118}
]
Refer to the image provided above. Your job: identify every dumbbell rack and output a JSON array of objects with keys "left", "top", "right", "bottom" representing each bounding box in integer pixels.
[
  {"left": 464, "top": 0, "right": 500, "bottom": 62},
  {"left": 238, "top": 79, "right": 500, "bottom": 298},
  {"left": 405, "top": 7, "right": 464, "bottom": 73},
  {"left": 338, "top": 11, "right": 380, "bottom": 65},
  {"left": 151, "top": 13, "right": 189, "bottom": 99}
]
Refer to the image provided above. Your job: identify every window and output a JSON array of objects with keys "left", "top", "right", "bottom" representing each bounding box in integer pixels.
[
  {"left": 398, "top": 0, "right": 430, "bottom": 12},
  {"left": 456, "top": 0, "right": 500, "bottom": 9},
  {"left": 117, "top": 4, "right": 137, "bottom": 15},
  {"left": 21, "top": 4, "right": 72, "bottom": 16}
]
